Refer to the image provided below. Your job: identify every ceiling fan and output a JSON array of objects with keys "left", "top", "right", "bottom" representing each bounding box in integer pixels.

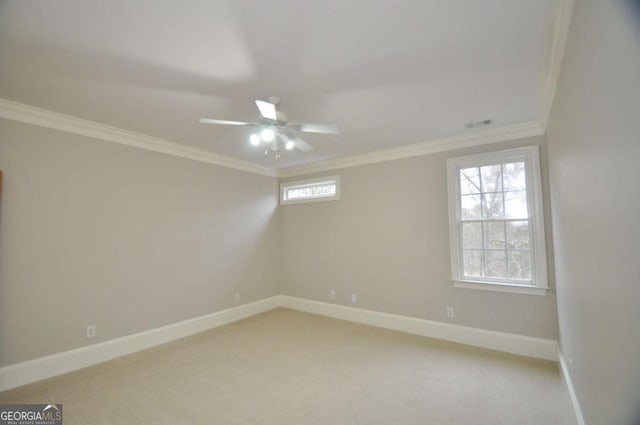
[{"left": 199, "top": 96, "right": 339, "bottom": 159}]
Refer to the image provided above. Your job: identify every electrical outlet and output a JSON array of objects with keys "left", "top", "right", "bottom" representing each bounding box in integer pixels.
[
  {"left": 234, "top": 293, "right": 240, "bottom": 303},
  {"left": 86, "top": 325, "right": 96, "bottom": 338},
  {"left": 446, "top": 307, "right": 455, "bottom": 318},
  {"left": 329, "top": 290, "right": 336, "bottom": 300},
  {"left": 351, "top": 293, "right": 357, "bottom": 303}
]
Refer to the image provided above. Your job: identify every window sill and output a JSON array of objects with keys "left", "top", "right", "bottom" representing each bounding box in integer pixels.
[
  {"left": 452, "top": 279, "right": 550, "bottom": 296},
  {"left": 280, "top": 196, "right": 340, "bottom": 206}
]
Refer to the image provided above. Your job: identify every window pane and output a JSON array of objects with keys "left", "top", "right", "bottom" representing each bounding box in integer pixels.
[
  {"left": 281, "top": 175, "right": 340, "bottom": 204},
  {"left": 462, "top": 222, "right": 482, "bottom": 249},
  {"left": 461, "top": 194, "right": 482, "bottom": 220},
  {"left": 485, "top": 250, "right": 507, "bottom": 278},
  {"left": 481, "top": 165, "right": 502, "bottom": 193},
  {"left": 504, "top": 190, "right": 528, "bottom": 218},
  {"left": 503, "top": 162, "right": 526, "bottom": 191},
  {"left": 484, "top": 222, "right": 506, "bottom": 249},
  {"left": 506, "top": 221, "right": 530, "bottom": 250},
  {"left": 508, "top": 251, "right": 532, "bottom": 281},
  {"left": 482, "top": 193, "right": 504, "bottom": 219},
  {"left": 286, "top": 183, "right": 336, "bottom": 200},
  {"left": 463, "top": 250, "right": 483, "bottom": 277},
  {"left": 460, "top": 167, "right": 481, "bottom": 194}
]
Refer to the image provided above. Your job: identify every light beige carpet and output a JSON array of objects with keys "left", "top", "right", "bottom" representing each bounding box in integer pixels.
[{"left": 0, "top": 308, "right": 576, "bottom": 424}]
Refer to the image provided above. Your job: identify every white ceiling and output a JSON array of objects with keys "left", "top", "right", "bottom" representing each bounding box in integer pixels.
[{"left": 0, "top": 0, "right": 552, "bottom": 169}]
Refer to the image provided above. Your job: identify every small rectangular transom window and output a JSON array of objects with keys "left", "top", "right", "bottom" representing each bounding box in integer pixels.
[
  {"left": 447, "top": 146, "right": 549, "bottom": 295},
  {"left": 280, "top": 175, "right": 341, "bottom": 205}
]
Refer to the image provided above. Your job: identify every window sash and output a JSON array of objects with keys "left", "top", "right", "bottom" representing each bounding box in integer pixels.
[{"left": 459, "top": 216, "right": 533, "bottom": 284}]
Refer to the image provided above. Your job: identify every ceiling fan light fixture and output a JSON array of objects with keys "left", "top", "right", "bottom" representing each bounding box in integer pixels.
[
  {"left": 261, "top": 128, "right": 276, "bottom": 142},
  {"left": 200, "top": 96, "right": 336, "bottom": 156}
]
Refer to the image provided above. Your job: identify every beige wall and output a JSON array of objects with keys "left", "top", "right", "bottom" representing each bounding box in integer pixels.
[
  {"left": 0, "top": 118, "right": 560, "bottom": 371},
  {"left": 0, "top": 119, "right": 281, "bottom": 366},
  {"left": 546, "top": 1, "right": 640, "bottom": 424},
  {"left": 281, "top": 136, "right": 559, "bottom": 339}
]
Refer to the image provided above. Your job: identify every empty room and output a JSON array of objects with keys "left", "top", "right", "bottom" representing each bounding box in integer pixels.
[{"left": 0, "top": 1, "right": 638, "bottom": 424}]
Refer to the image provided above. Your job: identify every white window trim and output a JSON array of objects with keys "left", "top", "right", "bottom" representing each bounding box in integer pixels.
[
  {"left": 446, "top": 146, "right": 550, "bottom": 296},
  {"left": 280, "top": 175, "right": 341, "bottom": 205}
]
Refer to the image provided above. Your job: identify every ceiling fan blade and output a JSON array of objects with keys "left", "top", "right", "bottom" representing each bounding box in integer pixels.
[
  {"left": 255, "top": 100, "right": 278, "bottom": 121},
  {"left": 199, "top": 118, "right": 258, "bottom": 126},
  {"left": 288, "top": 123, "right": 340, "bottom": 135},
  {"left": 280, "top": 133, "right": 313, "bottom": 152},
  {"left": 291, "top": 136, "right": 313, "bottom": 152}
]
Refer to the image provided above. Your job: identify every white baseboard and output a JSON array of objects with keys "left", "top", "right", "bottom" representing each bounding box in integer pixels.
[
  {"left": 281, "top": 296, "right": 558, "bottom": 361},
  {"left": 0, "top": 296, "right": 282, "bottom": 392},
  {"left": 558, "top": 352, "right": 586, "bottom": 425},
  {"left": 1, "top": 294, "right": 560, "bottom": 393}
]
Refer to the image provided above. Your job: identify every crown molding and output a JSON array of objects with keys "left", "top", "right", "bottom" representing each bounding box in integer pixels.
[
  {"left": 0, "top": 98, "right": 278, "bottom": 177},
  {"left": 538, "top": 0, "right": 575, "bottom": 130},
  {"left": 0, "top": 97, "right": 543, "bottom": 180},
  {"left": 277, "top": 121, "right": 544, "bottom": 178}
]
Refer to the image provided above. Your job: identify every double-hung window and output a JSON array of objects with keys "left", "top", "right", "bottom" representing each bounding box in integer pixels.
[{"left": 447, "top": 146, "right": 549, "bottom": 295}]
